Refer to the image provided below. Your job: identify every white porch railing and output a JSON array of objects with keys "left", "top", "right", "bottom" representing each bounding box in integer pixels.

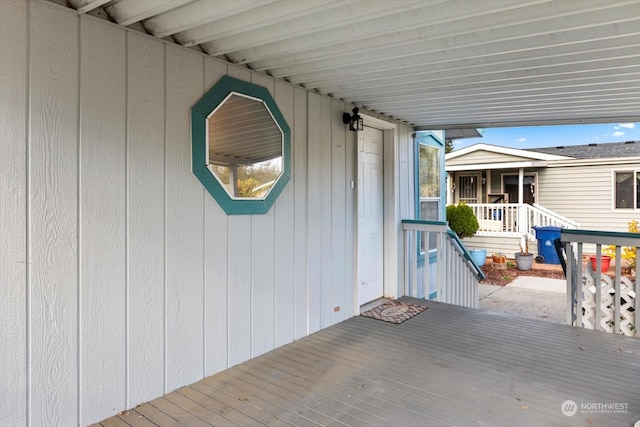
[
  {"left": 468, "top": 203, "right": 579, "bottom": 239},
  {"left": 561, "top": 229, "right": 639, "bottom": 337},
  {"left": 402, "top": 220, "right": 483, "bottom": 309}
]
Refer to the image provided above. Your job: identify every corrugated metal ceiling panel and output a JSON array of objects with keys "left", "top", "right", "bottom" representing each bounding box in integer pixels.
[{"left": 64, "top": 0, "right": 640, "bottom": 129}]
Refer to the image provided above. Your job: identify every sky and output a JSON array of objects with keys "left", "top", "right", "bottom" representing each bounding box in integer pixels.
[{"left": 451, "top": 122, "right": 640, "bottom": 151}]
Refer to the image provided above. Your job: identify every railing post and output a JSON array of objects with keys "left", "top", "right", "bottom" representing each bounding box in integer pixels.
[
  {"left": 423, "top": 231, "right": 430, "bottom": 299},
  {"left": 614, "top": 246, "right": 622, "bottom": 334},
  {"left": 575, "top": 242, "right": 583, "bottom": 329},
  {"left": 565, "top": 241, "right": 575, "bottom": 326},
  {"left": 518, "top": 203, "right": 527, "bottom": 235},
  {"left": 411, "top": 231, "right": 418, "bottom": 298},
  {"left": 404, "top": 227, "right": 409, "bottom": 297},
  {"left": 636, "top": 247, "right": 640, "bottom": 337},
  {"left": 594, "top": 245, "right": 602, "bottom": 331}
]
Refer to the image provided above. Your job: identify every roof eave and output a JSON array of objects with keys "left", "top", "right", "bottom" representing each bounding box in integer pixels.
[
  {"left": 446, "top": 160, "right": 548, "bottom": 172},
  {"left": 446, "top": 143, "right": 572, "bottom": 161}
]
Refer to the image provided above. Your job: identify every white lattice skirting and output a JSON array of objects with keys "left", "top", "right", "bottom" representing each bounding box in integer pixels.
[{"left": 582, "top": 270, "right": 637, "bottom": 336}]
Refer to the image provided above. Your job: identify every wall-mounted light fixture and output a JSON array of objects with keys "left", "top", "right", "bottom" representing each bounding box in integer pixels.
[{"left": 342, "top": 107, "right": 363, "bottom": 132}]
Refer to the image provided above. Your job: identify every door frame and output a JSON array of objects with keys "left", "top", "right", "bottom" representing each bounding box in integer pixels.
[
  {"left": 455, "top": 172, "right": 483, "bottom": 204},
  {"left": 500, "top": 172, "right": 538, "bottom": 204},
  {"left": 354, "top": 114, "right": 398, "bottom": 314}
]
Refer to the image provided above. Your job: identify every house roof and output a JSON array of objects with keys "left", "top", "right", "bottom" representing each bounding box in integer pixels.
[
  {"left": 446, "top": 143, "right": 571, "bottom": 161},
  {"left": 528, "top": 140, "right": 640, "bottom": 159},
  {"left": 445, "top": 143, "right": 573, "bottom": 171},
  {"left": 446, "top": 140, "right": 640, "bottom": 171},
  {"left": 57, "top": 0, "right": 640, "bottom": 129}
]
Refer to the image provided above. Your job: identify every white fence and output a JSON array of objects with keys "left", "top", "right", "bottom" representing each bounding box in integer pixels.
[
  {"left": 561, "top": 229, "right": 639, "bottom": 337},
  {"left": 402, "top": 220, "right": 482, "bottom": 309},
  {"left": 468, "top": 203, "right": 579, "bottom": 239}
]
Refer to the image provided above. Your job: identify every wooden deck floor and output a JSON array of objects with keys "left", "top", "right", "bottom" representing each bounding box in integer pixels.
[{"left": 94, "top": 298, "right": 640, "bottom": 427}]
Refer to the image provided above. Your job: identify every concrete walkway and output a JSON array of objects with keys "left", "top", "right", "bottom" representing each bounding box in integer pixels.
[{"left": 479, "top": 276, "right": 567, "bottom": 324}]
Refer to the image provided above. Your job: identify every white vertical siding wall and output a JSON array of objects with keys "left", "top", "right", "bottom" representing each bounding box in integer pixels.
[
  {"left": 0, "top": 1, "right": 27, "bottom": 426},
  {"left": 127, "top": 31, "right": 167, "bottom": 405},
  {"left": 29, "top": 4, "right": 79, "bottom": 426},
  {"left": 0, "top": 1, "right": 416, "bottom": 425},
  {"left": 79, "top": 18, "right": 127, "bottom": 419}
]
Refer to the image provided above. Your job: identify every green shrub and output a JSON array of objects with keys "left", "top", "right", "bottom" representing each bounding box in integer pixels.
[{"left": 446, "top": 203, "right": 479, "bottom": 239}]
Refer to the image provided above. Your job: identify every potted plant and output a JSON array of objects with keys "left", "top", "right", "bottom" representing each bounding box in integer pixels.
[
  {"left": 446, "top": 203, "right": 479, "bottom": 239},
  {"left": 514, "top": 236, "right": 534, "bottom": 271},
  {"left": 602, "top": 219, "right": 638, "bottom": 275},
  {"left": 446, "top": 203, "right": 485, "bottom": 265},
  {"left": 492, "top": 252, "right": 507, "bottom": 270}
]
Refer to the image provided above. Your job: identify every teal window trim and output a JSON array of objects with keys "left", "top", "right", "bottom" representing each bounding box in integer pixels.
[
  {"left": 192, "top": 75, "right": 291, "bottom": 215},
  {"left": 414, "top": 131, "right": 445, "bottom": 267}
]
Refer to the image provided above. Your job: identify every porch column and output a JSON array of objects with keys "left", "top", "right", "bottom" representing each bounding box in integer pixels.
[
  {"left": 485, "top": 169, "right": 491, "bottom": 203},
  {"left": 446, "top": 172, "right": 453, "bottom": 205},
  {"left": 518, "top": 168, "right": 524, "bottom": 204},
  {"left": 518, "top": 168, "right": 526, "bottom": 234}
]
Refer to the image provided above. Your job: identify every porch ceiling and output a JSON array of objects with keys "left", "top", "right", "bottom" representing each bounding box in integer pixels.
[{"left": 63, "top": 0, "right": 640, "bottom": 129}]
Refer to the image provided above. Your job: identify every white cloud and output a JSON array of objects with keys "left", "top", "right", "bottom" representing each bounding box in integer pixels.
[
  {"left": 619, "top": 123, "right": 636, "bottom": 129},
  {"left": 612, "top": 131, "right": 625, "bottom": 137},
  {"left": 517, "top": 137, "right": 526, "bottom": 142}
]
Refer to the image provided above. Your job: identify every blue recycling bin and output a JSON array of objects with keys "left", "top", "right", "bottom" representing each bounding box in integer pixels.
[{"left": 533, "top": 226, "right": 562, "bottom": 264}]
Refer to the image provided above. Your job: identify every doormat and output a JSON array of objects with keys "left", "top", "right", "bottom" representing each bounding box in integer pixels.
[{"left": 360, "top": 301, "right": 427, "bottom": 324}]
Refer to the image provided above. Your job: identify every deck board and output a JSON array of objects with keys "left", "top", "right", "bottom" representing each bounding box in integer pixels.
[
  {"left": 162, "top": 390, "right": 239, "bottom": 426},
  {"left": 97, "top": 299, "right": 640, "bottom": 426},
  {"left": 115, "top": 410, "right": 157, "bottom": 427}
]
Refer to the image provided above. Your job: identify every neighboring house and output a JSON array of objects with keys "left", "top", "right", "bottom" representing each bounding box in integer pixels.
[{"left": 445, "top": 141, "right": 640, "bottom": 255}]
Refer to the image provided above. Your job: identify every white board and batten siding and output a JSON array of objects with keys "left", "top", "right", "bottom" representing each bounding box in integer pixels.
[
  {"left": 0, "top": 2, "right": 28, "bottom": 426},
  {"left": 0, "top": 1, "right": 418, "bottom": 426}
]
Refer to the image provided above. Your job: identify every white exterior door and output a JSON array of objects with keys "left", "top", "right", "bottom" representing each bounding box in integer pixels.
[{"left": 358, "top": 126, "right": 384, "bottom": 306}]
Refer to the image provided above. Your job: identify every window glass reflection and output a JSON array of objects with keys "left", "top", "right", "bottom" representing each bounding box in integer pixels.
[{"left": 207, "top": 93, "right": 283, "bottom": 199}]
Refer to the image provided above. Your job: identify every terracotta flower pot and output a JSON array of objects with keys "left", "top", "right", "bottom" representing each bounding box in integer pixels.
[{"left": 589, "top": 255, "right": 611, "bottom": 272}]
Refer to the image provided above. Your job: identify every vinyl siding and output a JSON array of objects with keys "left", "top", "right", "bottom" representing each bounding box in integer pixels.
[
  {"left": 461, "top": 236, "right": 524, "bottom": 258},
  {"left": 0, "top": 2, "right": 417, "bottom": 425},
  {"left": 538, "top": 163, "right": 640, "bottom": 232},
  {"left": 447, "top": 149, "right": 534, "bottom": 166}
]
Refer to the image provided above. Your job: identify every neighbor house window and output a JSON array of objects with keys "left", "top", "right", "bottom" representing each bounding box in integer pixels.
[
  {"left": 614, "top": 171, "right": 639, "bottom": 209},
  {"left": 416, "top": 136, "right": 444, "bottom": 253}
]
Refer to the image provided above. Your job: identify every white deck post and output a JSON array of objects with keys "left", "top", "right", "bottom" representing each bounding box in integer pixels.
[{"left": 518, "top": 168, "right": 527, "bottom": 235}]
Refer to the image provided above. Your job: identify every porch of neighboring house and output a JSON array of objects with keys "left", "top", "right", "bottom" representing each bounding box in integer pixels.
[
  {"left": 448, "top": 169, "right": 579, "bottom": 238},
  {"left": 93, "top": 297, "right": 640, "bottom": 427}
]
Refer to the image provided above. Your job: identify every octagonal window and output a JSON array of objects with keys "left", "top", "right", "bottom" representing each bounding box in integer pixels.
[
  {"left": 207, "top": 93, "right": 283, "bottom": 199},
  {"left": 192, "top": 76, "right": 290, "bottom": 215}
]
